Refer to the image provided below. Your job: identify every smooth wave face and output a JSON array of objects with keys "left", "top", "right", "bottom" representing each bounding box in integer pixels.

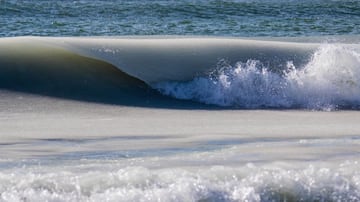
[
  {"left": 1, "top": 36, "right": 360, "bottom": 202},
  {"left": 1, "top": 37, "right": 360, "bottom": 110},
  {"left": 2, "top": 1, "right": 360, "bottom": 201},
  {"left": 154, "top": 44, "right": 360, "bottom": 110},
  {"left": 0, "top": 37, "right": 204, "bottom": 109}
]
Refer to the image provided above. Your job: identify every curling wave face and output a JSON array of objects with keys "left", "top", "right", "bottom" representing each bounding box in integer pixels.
[
  {"left": 154, "top": 44, "right": 360, "bottom": 110},
  {"left": 1, "top": 37, "right": 360, "bottom": 110},
  {"left": 1, "top": 36, "right": 360, "bottom": 202}
]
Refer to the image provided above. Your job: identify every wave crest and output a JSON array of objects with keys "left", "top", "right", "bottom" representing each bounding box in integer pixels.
[{"left": 154, "top": 44, "right": 360, "bottom": 110}]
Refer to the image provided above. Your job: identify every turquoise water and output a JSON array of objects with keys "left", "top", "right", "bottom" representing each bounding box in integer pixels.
[{"left": 1, "top": 0, "right": 359, "bottom": 37}]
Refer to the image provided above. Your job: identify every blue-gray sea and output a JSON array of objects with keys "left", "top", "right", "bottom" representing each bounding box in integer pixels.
[
  {"left": 1, "top": 1, "right": 360, "bottom": 202},
  {"left": 1, "top": 0, "right": 360, "bottom": 37}
]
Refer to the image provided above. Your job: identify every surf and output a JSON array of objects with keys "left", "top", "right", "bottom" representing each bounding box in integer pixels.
[
  {"left": 1, "top": 36, "right": 359, "bottom": 110},
  {"left": 154, "top": 44, "right": 360, "bottom": 110}
]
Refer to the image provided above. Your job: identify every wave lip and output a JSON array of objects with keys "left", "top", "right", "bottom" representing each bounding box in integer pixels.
[
  {"left": 154, "top": 44, "right": 360, "bottom": 110},
  {"left": 1, "top": 36, "right": 360, "bottom": 110},
  {"left": 0, "top": 37, "right": 205, "bottom": 109}
]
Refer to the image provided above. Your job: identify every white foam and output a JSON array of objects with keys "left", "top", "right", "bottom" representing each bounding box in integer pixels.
[
  {"left": 1, "top": 134, "right": 359, "bottom": 201},
  {"left": 154, "top": 44, "right": 360, "bottom": 110},
  {"left": 0, "top": 161, "right": 359, "bottom": 202}
]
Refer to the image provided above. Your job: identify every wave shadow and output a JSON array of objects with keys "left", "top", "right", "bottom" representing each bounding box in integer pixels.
[{"left": 0, "top": 45, "right": 212, "bottom": 109}]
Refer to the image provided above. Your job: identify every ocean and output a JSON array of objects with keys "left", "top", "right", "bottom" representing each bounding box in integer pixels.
[
  {"left": 1, "top": 0, "right": 360, "bottom": 201},
  {"left": 1, "top": 0, "right": 360, "bottom": 37}
]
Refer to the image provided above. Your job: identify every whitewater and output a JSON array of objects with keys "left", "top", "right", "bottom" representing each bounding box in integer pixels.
[
  {"left": 2, "top": 36, "right": 359, "bottom": 110},
  {"left": 155, "top": 43, "right": 360, "bottom": 110},
  {"left": 1, "top": 0, "right": 360, "bottom": 200},
  {"left": 0, "top": 36, "right": 360, "bottom": 201}
]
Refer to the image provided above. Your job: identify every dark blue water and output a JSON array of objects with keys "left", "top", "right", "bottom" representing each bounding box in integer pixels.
[{"left": 1, "top": 0, "right": 359, "bottom": 37}]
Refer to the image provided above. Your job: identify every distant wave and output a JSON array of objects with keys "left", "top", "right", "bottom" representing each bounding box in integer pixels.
[
  {"left": 154, "top": 44, "right": 360, "bottom": 110},
  {"left": 1, "top": 36, "right": 360, "bottom": 110}
]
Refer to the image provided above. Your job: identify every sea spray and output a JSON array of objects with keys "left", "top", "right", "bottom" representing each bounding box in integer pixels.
[
  {"left": 154, "top": 44, "right": 360, "bottom": 110},
  {"left": 0, "top": 161, "right": 359, "bottom": 202}
]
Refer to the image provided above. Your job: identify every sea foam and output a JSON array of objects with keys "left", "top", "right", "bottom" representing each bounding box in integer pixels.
[
  {"left": 154, "top": 44, "right": 360, "bottom": 110},
  {"left": 0, "top": 161, "right": 359, "bottom": 202}
]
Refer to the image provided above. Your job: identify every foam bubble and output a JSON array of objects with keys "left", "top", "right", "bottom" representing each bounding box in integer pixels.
[
  {"left": 154, "top": 44, "right": 360, "bottom": 110},
  {"left": 0, "top": 162, "right": 359, "bottom": 202}
]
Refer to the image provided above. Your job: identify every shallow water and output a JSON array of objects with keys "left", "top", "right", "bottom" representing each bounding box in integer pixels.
[
  {"left": 1, "top": 125, "right": 359, "bottom": 201},
  {"left": 1, "top": 90, "right": 360, "bottom": 201},
  {"left": 1, "top": 0, "right": 360, "bottom": 201}
]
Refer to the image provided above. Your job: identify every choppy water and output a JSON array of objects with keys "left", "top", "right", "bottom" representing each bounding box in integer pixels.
[{"left": 1, "top": 0, "right": 360, "bottom": 37}]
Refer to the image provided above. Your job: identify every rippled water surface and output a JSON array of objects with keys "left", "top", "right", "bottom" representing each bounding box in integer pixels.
[
  {"left": 1, "top": 1, "right": 360, "bottom": 201},
  {"left": 1, "top": 0, "right": 360, "bottom": 37}
]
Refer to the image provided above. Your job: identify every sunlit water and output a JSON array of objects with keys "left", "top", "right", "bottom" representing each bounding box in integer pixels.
[
  {"left": 1, "top": 0, "right": 360, "bottom": 201},
  {"left": 1, "top": 0, "right": 360, "bottom": 37}
]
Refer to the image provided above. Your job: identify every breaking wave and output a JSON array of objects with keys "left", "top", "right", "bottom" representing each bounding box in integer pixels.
[
  {"left": 154, "top": 44, "right": 360, "bottom": 110},
  {"left": 2, "top": 37, "right": 360, "bottom": 110},
  {"left": 0, "top": 162, "right": 359, "bottom": 202}
]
